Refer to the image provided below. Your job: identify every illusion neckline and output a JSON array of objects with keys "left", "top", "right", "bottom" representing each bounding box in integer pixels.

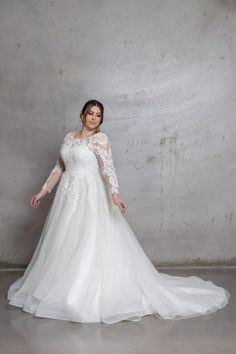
[{"left": 70, "top": 131, "right": 101, "bottom": 141}]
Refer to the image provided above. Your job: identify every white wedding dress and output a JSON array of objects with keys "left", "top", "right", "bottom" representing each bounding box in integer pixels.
[{"left": 7, "top": 131, "right": 230, "bottom": 324}]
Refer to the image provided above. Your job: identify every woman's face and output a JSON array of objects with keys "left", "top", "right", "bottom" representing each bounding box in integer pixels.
[{"left": 84, "top": 105, "right": 102, "bottom": 131}]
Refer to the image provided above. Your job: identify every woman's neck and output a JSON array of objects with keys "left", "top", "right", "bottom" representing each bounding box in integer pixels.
[{"left": 79, "top": 127, "right": 96, "bottom": 138}]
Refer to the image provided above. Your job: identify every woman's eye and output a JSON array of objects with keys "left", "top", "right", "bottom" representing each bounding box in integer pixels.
[{"left": 88, "top": 111, "right": 100, "bottom": 117}]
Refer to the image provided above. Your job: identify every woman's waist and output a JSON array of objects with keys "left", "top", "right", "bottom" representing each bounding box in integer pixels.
[{"left": 63, "top": 167, "right": 100, "bottom": 178}]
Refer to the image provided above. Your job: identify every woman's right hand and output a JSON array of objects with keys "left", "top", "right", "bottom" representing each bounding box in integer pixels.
[{"left": 30, "top": 190, "right": 47, "bottom": 208}]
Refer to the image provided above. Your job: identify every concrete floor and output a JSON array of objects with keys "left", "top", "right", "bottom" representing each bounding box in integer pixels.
[{"left": 1, "top": 268, "right": 235, "bottom": 354}]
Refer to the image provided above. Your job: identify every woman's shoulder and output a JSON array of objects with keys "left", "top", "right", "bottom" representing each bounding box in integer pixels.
[
  {"left": 93, "top": 131, "right": 110, "bottom": 143},
  {"left": 96, "top": 131, "right": 107, "bottom": 138},
  {"left": 59, "top": 131, "right": 74, "bottom": 144},
  {"left": 63, "top": 131, "right": 73, "bottom": 139}
]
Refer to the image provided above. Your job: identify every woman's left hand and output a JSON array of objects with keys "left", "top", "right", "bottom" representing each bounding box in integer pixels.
[{"left": 112, "top": 193, "right": 127, "bottom": 214}]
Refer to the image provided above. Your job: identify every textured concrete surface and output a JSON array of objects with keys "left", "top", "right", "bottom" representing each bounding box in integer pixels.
[
  {"left": 0, "top": 0, "right": 236, "bottom": 265},
  {"left": 1, "top": 268, "right": 235, "bottom": 354}
]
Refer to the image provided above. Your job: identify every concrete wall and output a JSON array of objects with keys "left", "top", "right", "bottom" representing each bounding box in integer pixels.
[{"left": 0, "top": 0, "right": 236, "bottom": 267}]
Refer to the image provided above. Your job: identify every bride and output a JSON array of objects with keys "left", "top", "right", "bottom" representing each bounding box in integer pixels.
[{"left": 7, "top": 99, "right": 230, "bottom": 324}]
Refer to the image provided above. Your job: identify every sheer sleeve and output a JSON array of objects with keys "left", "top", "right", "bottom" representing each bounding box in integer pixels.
[
  {"left": 41, "top": 134, "right": 68, "bottom": 194},
  {"left": 41, "top": 156, "right": 65, "bottom": 194},
  {"left": 90, "top": 133, "right": 120, "bottom": 196}
]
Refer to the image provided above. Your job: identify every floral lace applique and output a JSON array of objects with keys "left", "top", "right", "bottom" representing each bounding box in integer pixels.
[
  {"left": 41, "top": 131, "right": 120, "bottom": 198},
  {"left": 87, "top": 133, "right": 120, "bottom": 196},
  {"left": 57, "top": 172, "right": 84, "bottom": 213},
  {"left": 63, "top": 131, "right": 120, "bottom": 196}
]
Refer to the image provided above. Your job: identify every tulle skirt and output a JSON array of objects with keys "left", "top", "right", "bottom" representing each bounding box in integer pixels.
[{"left": 7, "top": 172, "right": 230, "bottom": 324}]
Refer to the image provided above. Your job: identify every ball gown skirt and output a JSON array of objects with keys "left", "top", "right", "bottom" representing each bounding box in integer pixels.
[{"left": 7, "top": 131, "right": 230, "bottom": 324}]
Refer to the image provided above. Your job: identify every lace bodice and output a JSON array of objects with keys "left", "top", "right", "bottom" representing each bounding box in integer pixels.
[{"left": 41, "top": 131, "right": 120, "bottom": 197}]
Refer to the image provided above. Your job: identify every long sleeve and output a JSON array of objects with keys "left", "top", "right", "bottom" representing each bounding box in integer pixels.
[
  {"left": 41, "top": 132, "right": 71, "bottom": 193},
  {"left": 41, "top": 155, "right": 65, "bottom": 193},
  {"left": 90, "top": 133, "right": 120, "bottom": 196}
]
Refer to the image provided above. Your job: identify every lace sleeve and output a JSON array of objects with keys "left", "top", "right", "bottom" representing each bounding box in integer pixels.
[
  {"left": 41, "top": 156, "right": 65, "bottom": 194},
  {"left": 90, "top": 133, "right": 120, "bottom": 196},
  {"left": 41, "top": 133, "right": 68, "bottom": 194}
]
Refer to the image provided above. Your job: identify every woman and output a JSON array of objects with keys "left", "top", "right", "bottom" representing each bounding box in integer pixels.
[{"left": 7, "top": 100, "right": 230, "bottom": 324}]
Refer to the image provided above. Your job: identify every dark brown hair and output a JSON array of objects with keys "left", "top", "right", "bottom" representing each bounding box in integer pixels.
[{"left": 80, "top": 99, "right": 104, "bottom": 132}]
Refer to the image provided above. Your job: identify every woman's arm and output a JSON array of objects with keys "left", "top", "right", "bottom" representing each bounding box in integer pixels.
[
  {"left": 91, "top": 133, "right": 120, "bottom": 196},
  {"left": 91, "top": 132, "right": 127, "bottom": 213},
  {"left": 41, "top": 155, "right": 65, "bottom": 194},
  {"left": 31, "top": 156, "right": 65, "bottom": 208},
  {"left": 30, "top": 132, "right": 70, "bottom": 208}
]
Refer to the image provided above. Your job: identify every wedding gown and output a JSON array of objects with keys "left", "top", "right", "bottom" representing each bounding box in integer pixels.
[{"left": 7, "top": 131, "right": 230, "bottom": 324}]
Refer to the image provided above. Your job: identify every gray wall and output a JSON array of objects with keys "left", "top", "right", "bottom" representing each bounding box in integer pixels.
[{"left": 0, "top": 0, "right": 236, "bottom": 267}]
